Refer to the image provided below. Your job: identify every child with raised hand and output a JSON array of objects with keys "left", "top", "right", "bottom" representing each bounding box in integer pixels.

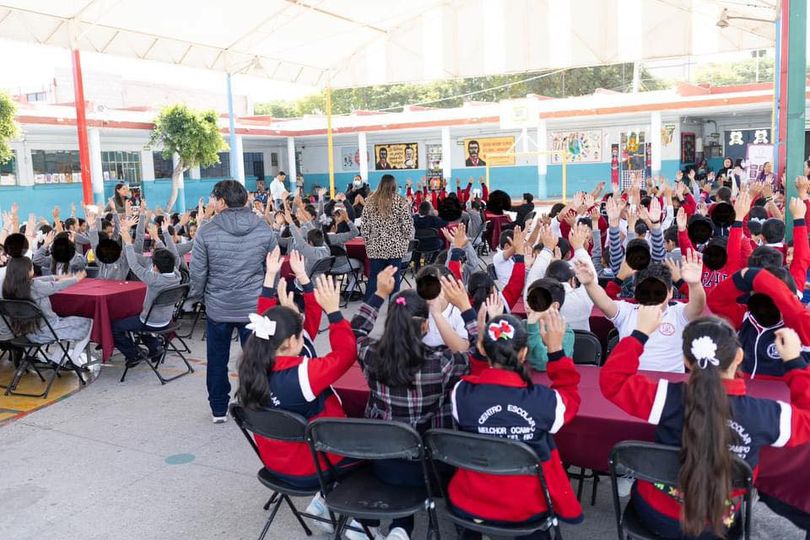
[
  {"left": 257, "top": 248, "right": 322, "bottom": 358},
  {"left": 449, "top": 308, "right": 583, "bottom": 536},
  {"left": 237, "top": 274, "right": 359, "bottom": 532},
  {"left": 600, "top": 308, "right": 810, "bottom": 539},
  {"left": 352, "top": 266, "right": 478, "bottom": 540}
]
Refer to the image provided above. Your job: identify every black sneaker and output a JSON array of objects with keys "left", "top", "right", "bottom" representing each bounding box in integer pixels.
[
  {"left": 125, "top": 351, "right": 147, "bottom": 368},
  {"left": 148, "top": 346, "right": 165, "bottom": 362}
]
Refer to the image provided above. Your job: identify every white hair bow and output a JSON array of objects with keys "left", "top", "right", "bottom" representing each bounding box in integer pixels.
[
  {"left": 690, "top": 336, "right": 720, "bottom": 369},
  {"left": 246, "top": 313, "right": 276, "bottom": 340}
]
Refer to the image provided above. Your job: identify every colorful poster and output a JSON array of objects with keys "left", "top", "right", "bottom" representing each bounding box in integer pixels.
[
  {"left": 462, "top": 136, "right": 515, "bottom": 167},
  {"left": 725, "top": 128, "right": 771, "bottom": 162},
  {"left": 426, "top": 144, "right": 443, "bottom": 184},
  {"left": 620, "top": 130, "right": 646, "bottom": 190},
  {"left": 549, "top": 130, "right": 602, "bottom": 164},
  {"left": 373, "top": 143, "right": 418, "bottom": 170},
  {"left": 681, "top": 132, "right": 696, "bottom": 164},
  {"left": 610, "top": 144, "right": 619, "bottom": 188},
  {"left": 746, "top": 143, "right": 774, "bottom": 182}
]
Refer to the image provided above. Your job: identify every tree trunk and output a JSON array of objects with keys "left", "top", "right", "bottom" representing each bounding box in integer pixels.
[{"left": 167, "top": 161, "right": 185, "bottom": 212}]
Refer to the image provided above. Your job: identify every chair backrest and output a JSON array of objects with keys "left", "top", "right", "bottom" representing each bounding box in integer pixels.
[
  {"left": 179, "top": 265, "right": 191, "bottom": 284},
  {"left": 572, "top": 329, "right": 602, "bottom": 366},
  {"left": 425, "top": 429, "right": 540, "bottom": 476},
  {"left": 308, "top": 256, "right": 335, "bottom": 278},
  {"left": 230, "top": 404, "right": 308, "bottom": 460},
  {"left": 306, "top": 418, "right": 423, "bottom": 461},
  {"left": 85, "top": 266, "right": 100, "bottom": 278},
  {"left": 0, "top": 298, "right": 45, "bottom": 338},
  {"left": 142, "top": 283, "right": 189, "bottom": 326},
  {"left": 414, "top": 228, "right": 439, "bottom": 240},
  {"left": 610, "top": 440, "right": 753, "bottom": 489},
  {"left": 486, "top": 263, "right": 498, "bottom": 281}
]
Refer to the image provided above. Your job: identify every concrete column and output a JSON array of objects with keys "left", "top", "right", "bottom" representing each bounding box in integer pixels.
[
  {"left": 190, "top": 165, "right": 201, "bottom": 179},
  {"left": 358, "top": 132, "right": 369, "bottom": 181},
  {"left": 172, "top": 153, "right": 186, "bottom": 212},
  {"left": 650, "top": 111, "right": 662, "bottom": 177},
  {"left": 88, "top": 127, "right": 104, "bottom": 205},
  {"left": 234, "top": 135, "right": 245, "bottom": 183},
  {"left": 141, "top": 150, "right": 155, "bottom": 181},
  {"left": 521, "top": 127, "right": 529, "bottom": 154},
  {"left": 286, "top": 136, "right": 297, "bottom": 184},
  {"left": 441, "top": 127, "right": 452, "bottom": 181},
  {"left": 13, "top": 141, "right": 34, "bottom": 186},
  {"left": 537, "top": 120, "right": 548, "bottom": 199}
]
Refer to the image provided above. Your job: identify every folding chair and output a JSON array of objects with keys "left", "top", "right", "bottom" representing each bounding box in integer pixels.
[
  {"left": 120, "top": 284, "right": 194, "bottom": 384},
  {"left": 230, "top": 404, "right": 334, "bottom": 539},
  {"left": 306, "top": 418, "right": 441, "bottom": 540},
  {"left": 414, "top": 229, "right": 442, "bottom": 271},
  {"left": 609, "top": 441, "right": 753, "bottom": 540},
  {"left": 400, "top": 239, "right": 420, "bottom": 287},
  {"left": 486, "top": 263, "right": 498, "bottom": 282},
  {"left": 308, "top": 256, "right": 336, "bottom": 282},
  {"left": 0, "top": 299, "right": 86, "bottom": 399},
  {"left": 329, "top": 246, "right": 364, "bottom": 307},
  {"left": 425, "top": 428, "right": 563, "bottom": 539}
]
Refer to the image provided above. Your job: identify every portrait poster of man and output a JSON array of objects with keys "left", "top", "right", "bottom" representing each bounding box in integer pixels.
[
  {"left": 463, "top": 136, "right": 515, "bottom": 167},
  {"left": 374, "top": 143, "right": 418, "bottom": 170}
]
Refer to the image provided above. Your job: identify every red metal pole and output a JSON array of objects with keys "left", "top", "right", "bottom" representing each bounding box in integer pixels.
[
  {"left": 71, "top": 49, "right": 93, "bottom": 205},
  {"left": 776, "top": 0, "right": 790, "bottom": 177}
]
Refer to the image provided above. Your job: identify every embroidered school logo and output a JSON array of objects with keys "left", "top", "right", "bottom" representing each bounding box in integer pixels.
[
  {"left": 658, "top": 322, "right": 676, "bottom": 336},
  {"left": 766, "top": 343, "right": 780, "bottom": 359}
]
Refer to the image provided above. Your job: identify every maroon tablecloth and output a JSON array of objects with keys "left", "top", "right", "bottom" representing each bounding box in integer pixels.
[
  {"left": 333, "top": 364, "right": 809, "bottom": 513},
  {"left": 50, "top": 279, "right": 147, "bottom": 361},
  {"left": 345, "top": 238, "right": 369, "bottom": 276}
]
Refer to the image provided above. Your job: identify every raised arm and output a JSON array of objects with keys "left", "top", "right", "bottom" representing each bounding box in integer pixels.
[
  {"left": 680, "top": 249, "right": 706, "bottom": 321},
  {"left": 575, "top": 259, "right": 618, "bottom": 319}
]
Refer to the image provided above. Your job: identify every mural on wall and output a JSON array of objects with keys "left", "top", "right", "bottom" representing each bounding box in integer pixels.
[
  {"left": 725, "top": 129, "right": 772, "bottom": 163},
  {"left": 462, "top": 136, "right": 515, "bottom": 166},
  {"left": 341, "top": 147, "right": 361, "bottom": 171},
  {"left": 549, "top": 129, "right": 602, "bottom": 164},
  {"left": 661, "top": 124, "right": 677, "bottom": 146},
  {"left": 374, "top": 143, "right": 418, "bottom": 170},
  {"left": 681, "top": 132, "right": 696, "bottom": 165}
]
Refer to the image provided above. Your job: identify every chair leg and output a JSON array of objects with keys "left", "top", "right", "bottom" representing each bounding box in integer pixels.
[
  {"left": 332, "top": 515, "right": 348, "bottom": 540},
  {"left": 263, "top": 493, "right": 279, "bottom": 510},
  {"left": 591, "top": 473, "right": 599, "bottom": 506},
  {"left": 257, "top": 495, "right": 284, "bottom": 540},
  {"left": 283, "top": 495, "right": 313, "bottom": 536}
]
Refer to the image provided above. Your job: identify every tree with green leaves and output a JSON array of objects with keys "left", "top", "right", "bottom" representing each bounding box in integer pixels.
[
  {"left": 0, "top": 91, "right": 19, "bottom": 165},
  {"left": 150, "top": 104, "right": 227, "bottom": 210}
]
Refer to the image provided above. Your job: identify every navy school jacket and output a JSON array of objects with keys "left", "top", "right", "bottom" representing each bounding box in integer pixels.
[
  {"left": 600, "top": 332, "right": 810, "bottom": 523},
  {"left": 255, "top": 312, "right": 357, "bottom": 480},
  {"left": 448, "top": 351, "right": 584, "bottom": 523}
]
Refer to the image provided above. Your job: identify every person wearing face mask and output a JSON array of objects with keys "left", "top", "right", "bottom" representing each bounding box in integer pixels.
[
  {"left": 189, "top": 180, "right": 278, "bottom": 423},
  {"left": 346, "top": 174, "right": 369, "bottom": 206},
  {"left": 575, "top": 251, "right": 706, "bottom": 373}
]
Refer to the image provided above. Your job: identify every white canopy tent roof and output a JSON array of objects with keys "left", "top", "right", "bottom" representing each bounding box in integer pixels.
[{"left": 0, "top": 0, "right": 776, "bottom": 89}]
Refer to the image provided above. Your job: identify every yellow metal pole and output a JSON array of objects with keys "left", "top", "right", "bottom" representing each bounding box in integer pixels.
[
  {"left": 485, "top": 161, "right": 490, "bottom": 189},
  {"left": 561, "top": 152, "right": 568, "bottom": 203},
  {"left": 326, "top": 84, "right": 335, "bottom": 197}
]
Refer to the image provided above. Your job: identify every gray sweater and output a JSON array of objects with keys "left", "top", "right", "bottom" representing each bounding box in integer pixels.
[
  {"left": 189, "top": 207, "right": 277, "bottom": 322},
  {"left": 124, "top": 245, "right": 181, "bottom": 327}
]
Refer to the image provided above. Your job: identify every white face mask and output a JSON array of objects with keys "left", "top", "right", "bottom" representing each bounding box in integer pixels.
[{"left": 353, "top": 180, "right": 362, "bottom": 188}]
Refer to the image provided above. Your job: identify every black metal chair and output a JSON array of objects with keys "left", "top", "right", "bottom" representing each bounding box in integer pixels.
[
  {"left": 230, "top": 404, "right": 334, "bottom": 539},
  {"left": 486, "top": 262, "right": 498, "bottom": 282},
  {"left": 308, "top": 255, "right": 336, "bottom": 282},
  {"left": 606, "top": 329, "right": 620, "bottom": 358},
  {"left": 400, "top": 239, "right": 420, "bottom": 287},
  {"left": 0, "top": 299, "right": 86, "bottom": 398},
  {"left": 572, "top": 330, "right": 601, "bottom": 366},
  {"left": 329, "top": 245, "right": 364, "bottom": 307},
  {"left": 609, "top": 441, "right": 753, "bottom": 540},
  {"left": 306, "top": 418, "right": 441, "bottom": 539},
  {"left": 414, "top": 228, "right": 442, "bottom": 271},
  {"left": 120, "top": 284, "right": 194, "bottom": 384},
  {"left": 425, "top": 429, "right": 563, "bottom": 539}
]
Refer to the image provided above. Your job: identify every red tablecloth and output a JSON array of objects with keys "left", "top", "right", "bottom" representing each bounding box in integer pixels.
[
  {"left": 333, "top": 364, "right": 809, "bottom": 513},
  {"left": 345, "top": 238, "right": 369, "bottom": 276},
  {"left": 50, "top": 278, "right": 147, "bottom": 361}
]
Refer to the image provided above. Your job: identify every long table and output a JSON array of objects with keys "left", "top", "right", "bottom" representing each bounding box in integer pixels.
[
  {"left": 51, "top": 278, "right": 147, "bottom": 361},
  {"left": 333, "top": 364, "right": 809, "bottom": 514}
]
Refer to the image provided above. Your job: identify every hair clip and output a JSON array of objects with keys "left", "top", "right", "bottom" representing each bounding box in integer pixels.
[
  {"left": 488, "top": 320, "right": 515, "bottom": 341},
  {"left": 394, "top": 296, "right": 407, "bottom": 306},
  {"left": 246, "top": 313, "right": 277, "bottom": 341},
  {"left": 690, "top": 336, "right": 720, "bottom": 369}
]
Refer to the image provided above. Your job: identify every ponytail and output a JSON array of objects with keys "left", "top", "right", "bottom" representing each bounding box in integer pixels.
[
  {"left": 482, "top": 315, "right": 532, "bottom": 386},
  {"left": 467, "top": 271, "right": 495, "bottom": 313},
  {"left": 236, "top": 306, "right": 302, "bottom": 409},
  {"left": 679, "top": 317, "right": 739, "bottom": 537},
  {"left": 373, "top": 290, "right": 429, "bottom": 387}
]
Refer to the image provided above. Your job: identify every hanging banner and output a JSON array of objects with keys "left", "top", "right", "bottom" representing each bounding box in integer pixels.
[
  {"left": 549, "top": 130, "right": 603, "bottom": 164},
  {"left": 645, "top": 142, "right": 652, "bottom": 178},
  {"left": 610, "top": 144, "right": 619, "bottom": 188},
  {"left": 426, "top": 143, "right": 443, "bottom": 185},
  {"left": 745, "top": 143, "right": 774, "bottom": 182},
  {"left": 374, "top": 143, "right": 418, "bottom": 170},
  {"left": 462, "top": 136, "right": 515, "bottom": 167}
]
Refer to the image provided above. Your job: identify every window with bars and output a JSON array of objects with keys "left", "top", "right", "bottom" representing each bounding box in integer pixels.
[
  {"left": 31, "top": 150, "right": 82, "bottom": 184},
  {"left": 101, "top": 151, "right": 142, "bottom": 185},
  {"left": 0, "top": 151, "right": 17, "bottom": 186}
]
